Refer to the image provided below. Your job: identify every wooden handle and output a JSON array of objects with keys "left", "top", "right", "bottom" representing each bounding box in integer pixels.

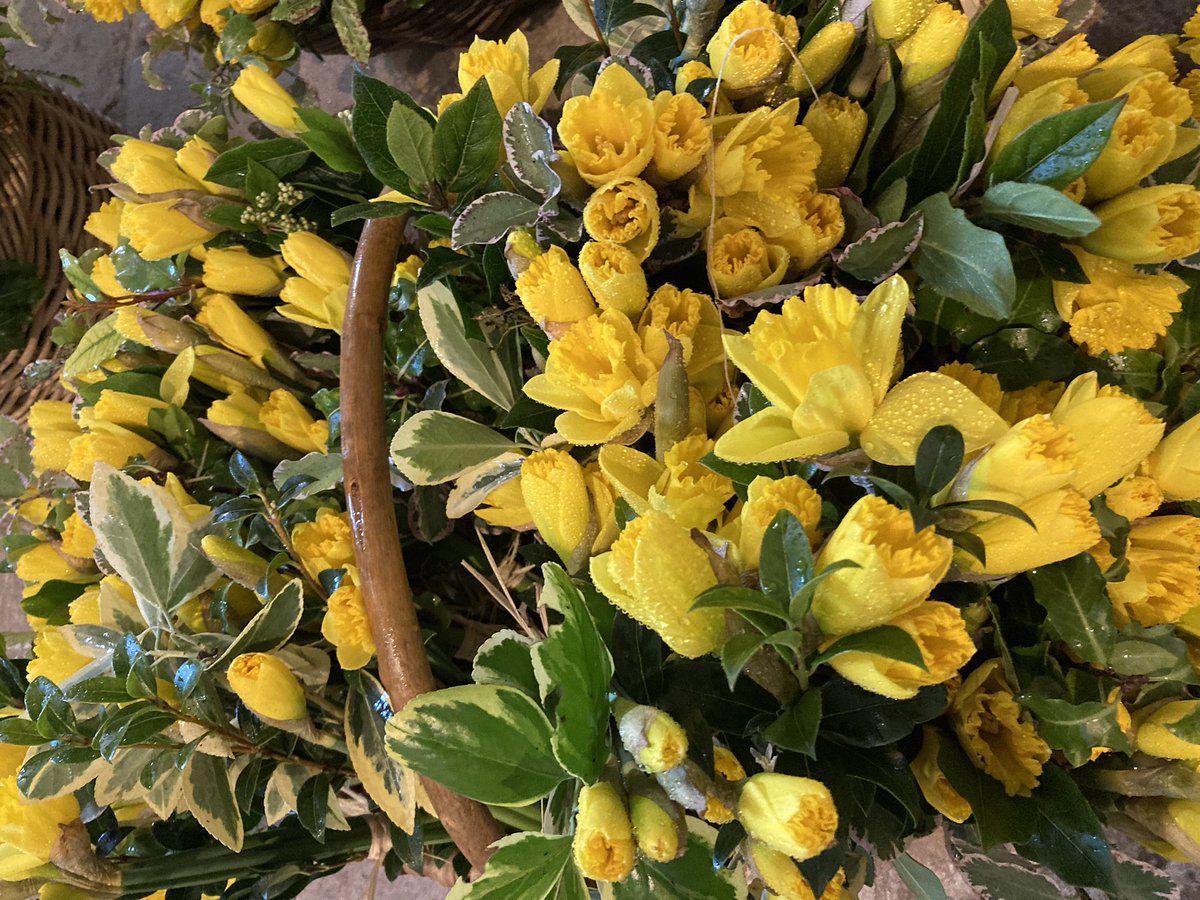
[{"left": 341, "top": 216, "right": 503, "bottom": 872}]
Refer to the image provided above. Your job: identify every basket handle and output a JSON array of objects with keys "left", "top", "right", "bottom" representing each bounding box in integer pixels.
[{"left": 341, "top": 216, "right": 503, "bottom": 872}]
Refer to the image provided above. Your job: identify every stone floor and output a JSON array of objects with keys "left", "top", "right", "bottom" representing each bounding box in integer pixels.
[{"left": 4, "top": 0, "right": 1200, "bottom": 896}]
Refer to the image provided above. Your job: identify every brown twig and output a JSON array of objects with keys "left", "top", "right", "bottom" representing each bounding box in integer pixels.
[{"left": 341, "top": 217, "right": 504, "bottom": 874}]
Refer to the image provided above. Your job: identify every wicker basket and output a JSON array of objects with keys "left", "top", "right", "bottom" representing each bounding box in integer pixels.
[
  {"left": 0, "top": 86, "right": 114, "bottom": 421},
  {"left": 305, "top": 0, "right": 552, "bottom": 53}
]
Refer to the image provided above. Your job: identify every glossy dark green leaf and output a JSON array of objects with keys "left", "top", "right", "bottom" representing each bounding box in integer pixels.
[
  {"left": 205, "top": 138, "right": 309, "bottom": 188},
  {"left": 914, "top": 424, "right": 965, "bottom": 497},
  {"left": 720, "top": 632, "right": 770, "bottom": 690},
  {"left": 810, "top": 625, "right": 926, "bottom": 670},
  {"left": 758, "top": 510, "right": 814, "bottom": 610},
  {"left": 763, "top": 689, "right": 821, "bottom": 758},
  {"left": 385, "top": 101, "right": 435, "bottom": 191},
  {"left": 433, "top": 78, "right": 503, "bottom": 194},
  {"left": 835, "top": 213, "right": 924, "bottom": 282},
  {"left": 1020, "top": 694, "right": 1131, "bottom": 766},
  {"left": 1028, "top": 555, "right": 1114, "bottom": 666},
  {"left": 1016, "top": 765, "right": 1115, "bottom": 890},
  {"left": 691, "top": 586, "right": 789, "bottom": 621},
  {"left": 937, "top": 735, "right": 1037, "bottom": 847},
  {"left": 895, "top": 854, "right": 947, "bottom": 900},
  {"left": 352, "top": 72, "right": 431, "bottom": 193},
  {"left": 913, "top": 193, "right": 1015, "bottom": 319},
  {"left": 980, "top": 182, "right": 1101, "bottom": 237},
  {"left": 987, "top": 99, "right": 1124, "bottom": 189},
  {"left": 968, "top": 327, "right": 1076, "bottom": 389},
  {"left": 820, "top": 680, "right": 946, "bottom": 748},
  {"left": 295, "top": 107, "right": 364, "bottom": 173}
]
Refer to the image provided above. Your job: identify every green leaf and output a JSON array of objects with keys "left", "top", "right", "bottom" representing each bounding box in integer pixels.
[
  {"left": 913, "top": 193, "right": 1016, "bottom": 319},
  {"left": 553, "top": 42, "right": 606, "bottom": 94},
  {"left": 614, "top": 829, "right": 739, "bottom": 900},
  {"left": 690, "top": 586, "right": 789, "bottom": 621},
  {"left": 210, "top": 579, "right": 303, "bottom": 668},
  {"left": 914, "top": 424, "right": 965, "bottom": 497},
  {"left": 820, "top": 680, "right": 946, "bottom": 748},
  {"left": 386, "top": 102, "right": 435, "bottom": 192},
  {"left": 183, "top": 752, "right": 244, "bottom": 851},
  {"left": 531, "top": 565, "right": 614, "bottom": 783},
  {"left": 352, "top": 72, "right": 432, "bottom": 193},
  {"left": 446, "top": 832, "right": 580, "bottom": 900},
  {"left": 418, "top": 283, "right": 515, "bottom": 409},
  {"left": 433, "top": 78, "right": 503, "bottom": 194},
  {"left": 296, "top": 772, "right": 331, "bottom": 842},
  {"left": 762, "top": 689, "right": 821, "bottom": 757},
  {"left": 1028, "top": 555, "right": 1114, "bottom": 666},
  {"left": 835, "top": 213, "right": 924, "bottom": 282},
  {"left": 1109, "top": 623, "right": 1200, "bottom": 683},
  {"left": 273, "top": 451, "right": 344, "bottom": 500},
  {"left": 980, "top": 182, "right": 1100, "bottom": 237},
  {"left": 937, "top": 734, "right": 1037, "bottom": 848},
  {"left": 758, "top": 510, "right": 814, "bottom": 610},
  {"left": 1019, "top": 695, "right": 1130, "bottom": 766},
  {"left": 788, "top": 560, "right": 861, "bottom": 624},
  {"left": 810, "top": 625, "right": 926, "bottom": 670},
  {"left": 960, "top": 855, "right": 1069, "bottom": 900},
  {"left": 18, "top": 746, "right": 102, "bottom": 800},
  {"left": 0, "top": 260, "right": 42, "bottom": 353},
  {"left": 894, "top": 853, "right": 947, "bottom": 900},
  {"left": 111, "top": 243, "right": 176, "bottom": 295},
  {"left": 205, "top": 138, "right": 309, "bottom": 188},
  {"left": 329, "top": 0, "right": 369, "bottom": 62},
  {"left": 94, "top": 703, "right": 175, "bottom": 760},
  {"left": 968, "top": 327, "right": 1076, "bottom": 390},
  {"left": 1016, "top": 765, "right": 1115, "bottom": 891},
  {"left": 63, "top": 315, "right": 121, "bottom": 379},
  {"left": 0, "top": 415, "right": 32, "bottom": 499},
  {"left": 472, "top": 630, "right": 540, "bottom": 697},
  {"left": 452, "top": 191, "right": 543, "bottom": 247},
  {"left": 719, "top": 631, "right": 772, "bottom": 691},
  {"left": 295, "top": 107, "right": 364, "bottom": 173},
  {"left": 1165, "top": 706, "right": 1200, "bottom": 743},
  {"left": 89, "top": 464, "right": 218, "bottom": 628},
  {"left": 386, "top": 684, "right": 567, "bottom": 806},
  {"left": 329, "top": 200, "right": 415, "bottom": 226},
  {"left": 67, "top": 676, "right": 132, "bottom": 704},
  {"left": 503, "top": 103, "right": 561, "bottom": 199},
  {"left": 987, "top": 99, "right": 1124, "bottom": 189},
  {"left": 390, "top": 409, "right": 517, "bottom": 485},
  {"left": 0, "top": 717, "right": 48, "bottom": 746}
]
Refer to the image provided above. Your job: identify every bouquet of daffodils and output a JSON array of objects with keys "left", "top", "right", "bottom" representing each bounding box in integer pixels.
[{"left": 6, "top": 0, "right": 1200, "bottom": 896}]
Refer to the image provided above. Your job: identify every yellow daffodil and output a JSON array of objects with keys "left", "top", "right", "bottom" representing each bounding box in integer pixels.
[
  {"left": 812, "top": 495, "right": 953, "bottom": 636},
  {"left": 590, "top": 511, "right": 725, "bottom": 658},
  {"left": 474, "top": 478, "right": 533, "bottom": 529},
  {"left": 89, "top": 389, "right": 168, "bottom": 431},
  {"left": 514, "top": 245, "right": 595, "bottom": 330},
  {"left": 998, "top": 380, "right": 1065, "bottom": 424},
  {"left": 1094, "top": 516, "right": 1200, "bottom": 626},
  {"left": 1051, "top": 373, "right": 1164, "bottom": 498},
  {"left": 1082, "top": 184, "right": 1200, "bottom": 264},
  {"left": 111, "top": 139, "right": 205, "bottom": 195},
  {"left": 618, "top": 704, "right": 688, "bottom": 774},
  {"left": 84, "top": 197, "right": 125, "bottom": 247},
  {"left": 747, "top": 840, "right": 819, "bottom": 900},
  {"left": 227, "top": 652, "right": 307, "bottom": 720},
  {"left": 1013, "top": 34, "right": 1099, "bottom": 94},
  {"left": 573, "top": 782, "right": 636, "bottom": 882},
  {"left": 993, "top": 78, "right": 1089, "bottom": 157},
  {"left": 650, "top": 91, "right": 710, "bottom": 182},
  {"left": 82, "top": 0, "right": 136, "bottom": 22},
  {"left": 789, "top": 21, "right": 857, "bottom": 95},
  {"left": 292, "top": 508, "right": 356, "bottom": 578},
  {"left": 598, "top": 433, "right": 733, "bottom": 531},
  {"left": 139, "top": 0, "right": 195, "bottom": 27},
  {"left": 1148, "top": 413, "right": 1200, "bottom": 501},
  {"left": 803, "top": 95, "right": 867, "bottom": 189},
  {"left": 59, "top": 512, "right": 96, "bottom": 561},
  {"left": 1104, "top": 475, "right": 1163, "bottom": 520},
  {"left": 1138, "top": 700, "right": 1200, "bottom": 761},
  {"left": 520, "top": 449, "right": 595, "bottom": 569},
  {"left": 736, "top": 773, "right": 837, "bottom": 862},
  {"left": 26, "top": 627, "right": 94, "bottom": 685},
  {"left": 1053, "top": 250, "right": 1185, "bottom": 355},
  {"left": 194, "top": 293, "right": 277, "bottom": 367},
  {"left": 715, "top": 278, "right": 908, "bottom": 463},
  {"left": 66, "top": 422, "right": 161, "bottom": 482},
  {"left": 119, "top": 199, "right": 217, "bottom": 260},
  {"left": 827, "top": 601, "right": 975, "bottom": 699},
  {"left": 559, "top": 64, "right": 655, "bottom": 186},
  {"left": 322, "top": 569, "right": 376, "bottom": 670},
  {"left": 523, "top": 311, "right": 658, "bottom": 445},
  {"left": 706, "top": 0, "right": 800, "bottom": 92},
  {"left": 279, "top": 232, "right": 352, "bottom": 333},
  {"left": 88, "top": 255, "right": 125, "bottom": 297},
  {"left": 28, "top": 400, "right": 80, "bottom": 474},
  {"left": 577, "top": 241, "right": 649, "bottom": 318},
  {"left": 714, "top": 745, "right": 746, "bottom": 782},
  {"left": 0, "top": 775, "right": 80, "bottom": 880},
  {"left": 732, "top": 474, "right": 823, "bottom": 569},
  {"left": 1009, "top": 0, "right": 1066, "bottom": 39},
  {"left": 949, "top": 659, "right": 1051, "bottom": 797},
  {"left": 898, "top": 4, "right": 968, "bottom": 90},
  {"left": 583, "top": 177, "right": 660, "bottom": 261},
  {"left": 231, "top": 66, "right": 301, "bottom": 133},
  {"left": 201, "top": 247, "right": 286, "bottom": 296},
  {"left": 452, "top": 30, "right": 558, "bottom": 115},
  {"left": 259, "top": 390, "right": 328, "bottom": 455},
  {"left": 961, "top": 488, "right": 1099, "bottom": 575},
  {"left": 872, "top": 0, "right": 937, "bottom": 40},
  {"left": 960, "top": 414, "right": 1077, "bottom": 507},
  {"left": 637, "top": 284, "right": 725, "bottom": 390},
  {"left": 175, "top": 136, "right": 237, "bottom": 197},
  {"left": 707, "top": 218, "right": 789, "bottom": 299},
  {"left": 910, "top": 726, "right": 972, "bottom": 823}
]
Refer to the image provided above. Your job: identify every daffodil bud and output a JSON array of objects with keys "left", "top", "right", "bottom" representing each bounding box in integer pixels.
[
  {"left": 193, "top": 345, "right": 287, "bottom": 393},
  {"left": 200, "top": 534, "right": 272, "bottom": 591},
  {"left": 248, "top": 19, "right": 294, "bottom": 58},
  {"left": 281, "top": 232, "right": 352, "bottom": 292},
  {"left": 992, "top": 78, "right": 1089, "bottom": 157},
  {"left": 578, "top": 241, "right": 649, "bottom": 318},
  {"left": 747, "top": 840, "right": 824, "bottom": 899},
  {"left": 624, "top": 770, "right": 687, "bottom": 862},
  {"left": 583, "top": 176, "right": 660, "bottom": 261},
  {"left": 559, "top": 64, "right": 655, "bottom": 186},
  {"left": 707, "top": 0, "right": 800, "bottom": 92},
  {"left": 707, "top": 218, "right": 788, "bottom": 299},
  {"left": 617, "top": 702, "right": 688, "bottom": 773},
  {"left": 455, "top": 30, "right": 558, "bottom": 116},
  {"left": 28, "top": 401, "right": 80, "bottom": 474},
  {"left": 897, "top": 4, "right": 968, "bottom": 90},
  {"left": 590, "top": 511, "right": 724, "bottom": 658},
  {"left": 1008, "top": 0, "right": 1066, "bottom": 38},
  {"left": 202, "top": 247, "right": 286, "bottom": 296},
  {"left": 111, "top": 139, "right": 204, "bottom": 195},
  {"left": 572, "top": 782, "right": 636, "bottom": 883},
  {"left": 90, "top": 388, "right": 169, "bottom": 433},
  {"left": 503, "top": 229, "right": 541, "bottom": 279},
  {"left": 872, "top": 0, "right": 937, "bottom": 40},
  {"left": 520, "top": 449, "right": 595, "bottom": 572},
  {"left": 649, "top": 91, "right": 710, "bottom": 182},
  {"left": 789, "top": 21, "right": 857, "bottom": 95},
  {"left": 737, "top": 772, "right": 838, "bottom": 862},
  {"left": 227, "top": 652, "right": 307, "bottom": 720},
  {"left": 1148, "top": 413, "right": 1200, "bottom": 501},
  {"left": 175, "top": 136, "right": 238, "bottom": 197},
  {"left": 514, "top": 245, "right": 596, "bottom": 332},
  {"left": 231, "top": 66, "right": 301, "bottom": 133},
  {"left": 1082, "top": 184, "right": 1200, "bottom": 264},
  {"left": 194, "top": 293, "right": 278, "bottom": 367},
  {"left": 119, "top": 199, "right": 217, "bottom": 260},
  {"left": 735, "top": 475, "right": 822, "bottom": 569},
  {"left": 910, "top": 726, "right": 972, "bottom": 823},
  {"left": 803, "top": 95, "right": 867, "bottom": 189},
  {"left": 811, "top": 496, "right": 952, "bottom": 636}
]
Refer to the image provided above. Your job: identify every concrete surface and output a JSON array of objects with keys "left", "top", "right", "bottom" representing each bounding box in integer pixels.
[{"left": 4, "top": 0, "right": 1200, "bottom": 896}]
